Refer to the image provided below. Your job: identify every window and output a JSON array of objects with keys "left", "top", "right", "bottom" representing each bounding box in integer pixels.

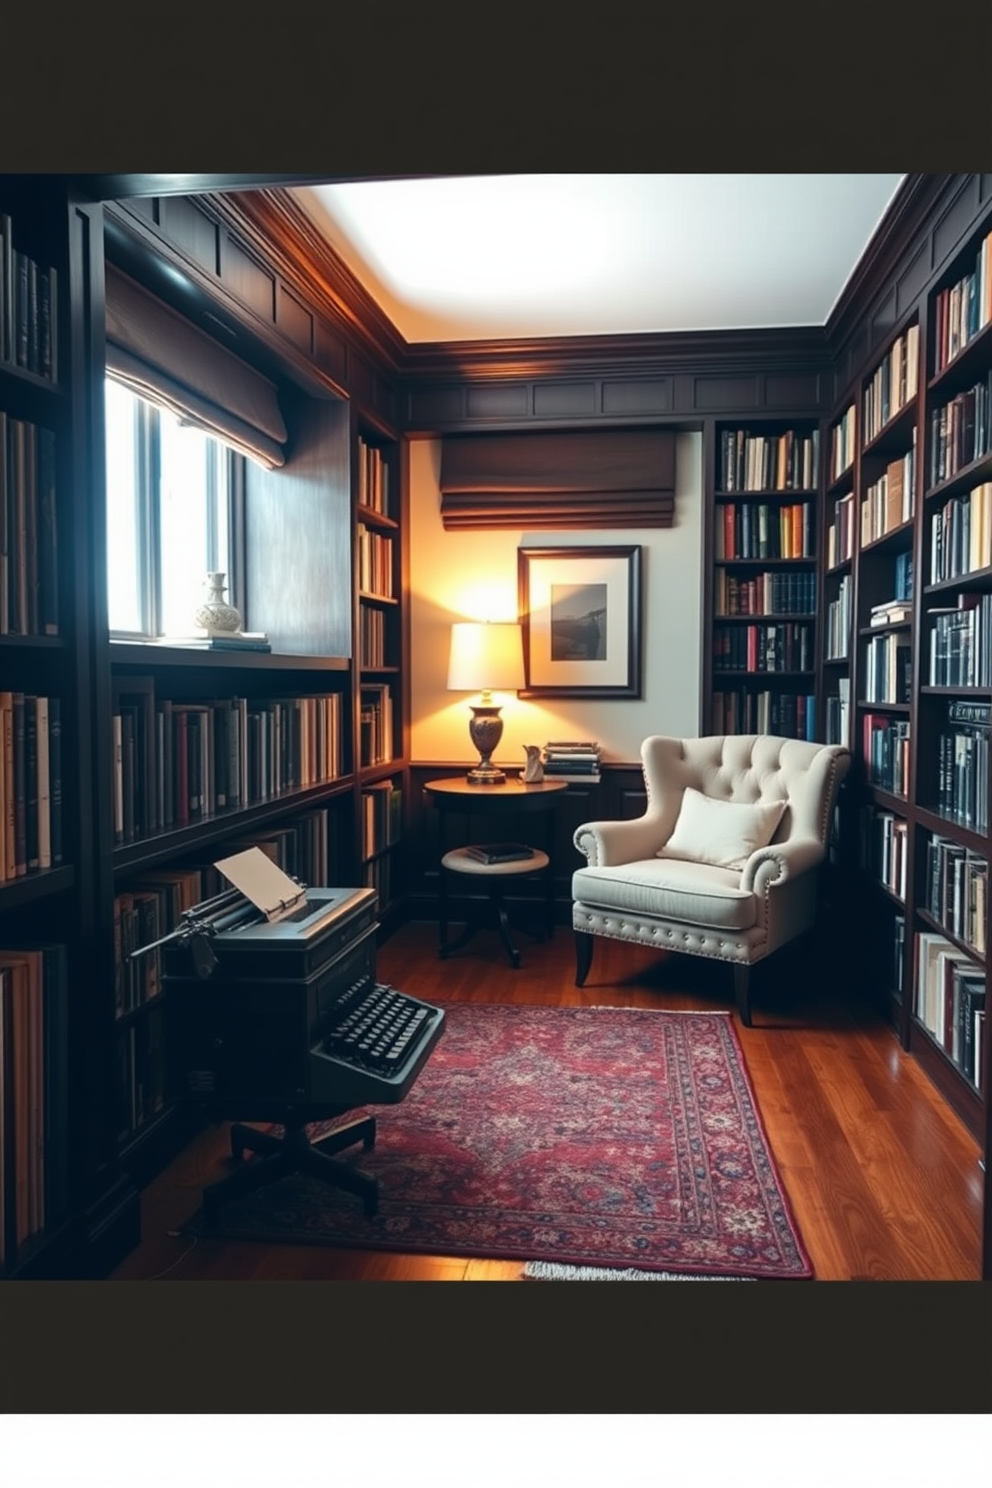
[{"left": 106, "top": 376, "right": 241, "bottom": 638}]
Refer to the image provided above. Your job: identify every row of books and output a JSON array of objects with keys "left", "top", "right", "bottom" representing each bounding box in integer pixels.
[
  {"left": 359, "top": 683, "right": 395, "bottom": 768},
  {"left": 363, "top": 851, "right": 392, "bottom": 915},
  {"left": 711, "top": 690, "right": 816, "bottom": 741},
  {"left": 712, "top": 621, "right": 813, "bottom": 674},
  {"left": 926, "top": 592, "right": 992, "bottom": 688},
  {"left": 932, "top": 226, "right": 992, "bottom": 376},
  {"left": 915, "top": 930, "right": 985, "bottom": 1091},
  {"left": 928, "top": 480, "right": 992, "bottom": 583},
  {"left": 861, "top": 807, "right": 908, "bottom": 901},
  {"left": 361, "top": 777, "right": 402, "bottom": 860},
  {"left": 826, "top": 491, "right": 855, "bottom": 568},
  {"left": 933, "top": 699, "right": 989, "bottom": 835},
  {"left": 359, "top": 604, "right": 391, "bottom": 669},
  {"left": 357, "top": 436, "right": 391, "bottom": 517},
  {"left": 714, "top": 569, "right": 815, "bottom": 617},
  {"left": 863, "top": 714, "right": 910, "bottom": 797},
  {"left": 824, "top": 574, "right": 851, "bottom": 660},
  {"left": 0, "top": 412, "right": 59, "bottom": 637},
  {"left": 0, "top": 214, "right": 57, "bottom": 380},
  {"left": 862, "top": 322, "right": 919, "bottom": 444},
  {"left": 862, "top": 630, "right": 912, "bottom": 704},
  {"left": 112, "top": 808, "right": 334, "bottom": 1022},
  {"left": 923, "top": 833, "right": 987, "bottom": 956},
  {"left": 829, "top": 404, "right": 856, "bottom": 484},
  {"left": 0, "top": 943, "right": 69, "bottom": 1267},
  {"left": 541, "top": 741, "right": 601, "bottom": 782},
  {"left": 717, "top": 427, "right": 819, "bottom": 493},
  {"left": 861, "top": 436, "right": 916, "bottom": 547},
  {"left": 356, "top": 524, "right": 395, "bottom": 599},
  {"left": 824, "top": 679, "right": 850, "bottom": 748},
  {"left": 714, "top": 501, "right": 814, "bottom": 560},
  {"left": 111, "top": 690, "right": 344, "bottom": 844},
  {"left": 0, "top": 692, "right": 62, "bottom": 881},
  {"left": 928, "top": 373, "right": 992, "bottom": 489},
  {"left": 116, "top": 1004, "right": 167, "bottom": 1148}
]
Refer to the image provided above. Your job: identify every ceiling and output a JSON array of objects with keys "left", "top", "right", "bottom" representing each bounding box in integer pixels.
[{"left": 288, "top": 174, "right": 907, "bottom": 346}]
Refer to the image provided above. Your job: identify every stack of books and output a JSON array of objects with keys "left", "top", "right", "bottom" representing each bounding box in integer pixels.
[
  {"left": 541, "top": 741, "right": 602, "bottom": 783},
  {"left": 869, "top": 598, "right": 912, "bottom": 628}
]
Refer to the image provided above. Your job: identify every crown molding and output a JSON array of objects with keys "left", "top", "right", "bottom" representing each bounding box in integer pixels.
[
  {"left": 398, "top": 324, "right": 831, "bottom": 383},
  {"left": 204, "top": 188, "right": 410, "bottom": 379},
  {"left": 825, "top": 173, "right": 953, "bottom": 350}
]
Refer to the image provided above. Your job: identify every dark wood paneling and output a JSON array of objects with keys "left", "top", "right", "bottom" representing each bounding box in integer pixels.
[
  {"left": 931, "top": 176, "right": 983, "bottom": 273},
  {"left": 221, "top": 232, "right": 276, "bottom": 323},
  {"left": 406, "top": 385, "right": 465, "bottom": 426},
  {"left": 349, "top": 351, "right": 377, "bottom": 412},
  {"left": 313, "top": 318, "right": 347, "bottom": 388},
  {"left": 466, "top": 383, "right": 530, "bottom": 420},
  {"left": 128, "top": 196, "right": 157, "bottom": 225},
  {"left": 869, "top": 286, "right": 898, "bottom": 348},
  {"left": 533, "top": 381, "right": 597, "bottom": 417},
  {"left": 602, "top": 378, "right": 672, "bottom": 415},
  {"left": 158, "top": 196, "right": 219, "bottom": 275},
  {"left": 895, "top": 239, "right": 929, "bottom": 319},
  {"left": 276, "top": 284, "right": 313, "bottom": 355},
  {"left": 694, "top": 374, "right": 759, "bottom": 410},
  {"left": 243, "top": 386, "right": 352, "bottom": 657},
  {"left": 763, "top": 372, "right": 824, "bottom": 409}
]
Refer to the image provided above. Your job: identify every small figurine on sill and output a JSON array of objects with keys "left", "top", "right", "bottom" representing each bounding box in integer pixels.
[{"left": 522, "top": 744, "right": 544, "bottom": 783}]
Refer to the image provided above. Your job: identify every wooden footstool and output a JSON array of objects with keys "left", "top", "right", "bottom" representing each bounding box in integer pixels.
[{"left": 438, "top": 846, "right": 552, "bottom": 969}]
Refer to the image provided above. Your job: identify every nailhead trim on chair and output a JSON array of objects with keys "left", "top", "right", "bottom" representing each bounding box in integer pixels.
[{"left": 574, "top": 907, "right": 762, "bottom": 966}]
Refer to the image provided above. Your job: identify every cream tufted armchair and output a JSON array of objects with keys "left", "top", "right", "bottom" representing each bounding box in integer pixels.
[{"left": 571, "top": 734, "right": 851, "bottom": 1025}]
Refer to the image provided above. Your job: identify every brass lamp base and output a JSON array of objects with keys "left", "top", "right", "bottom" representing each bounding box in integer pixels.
[
  {"left": 466, "top": 762, "right": 507, "bottom": 786},
  {"left": 466, "top": 704, "right": 507, "bottom": 785}
]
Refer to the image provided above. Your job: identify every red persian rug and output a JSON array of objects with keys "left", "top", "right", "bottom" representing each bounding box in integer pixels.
[{"left": 185, "top": 1003, "right": 813, "bottom": 1279}]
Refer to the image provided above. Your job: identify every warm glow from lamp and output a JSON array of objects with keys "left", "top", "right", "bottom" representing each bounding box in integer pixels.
[{"left": 447, "top": 621, "right": 525, "bottom": 784}]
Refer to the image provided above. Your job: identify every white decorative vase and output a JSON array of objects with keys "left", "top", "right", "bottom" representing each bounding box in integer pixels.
[{"left": 194, "top": 572, "right": 243, "bottom": 636}]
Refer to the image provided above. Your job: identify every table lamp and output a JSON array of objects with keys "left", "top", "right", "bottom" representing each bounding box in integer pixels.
[{"left": 447, "top": 621, "right": 525, "bottom": 784}]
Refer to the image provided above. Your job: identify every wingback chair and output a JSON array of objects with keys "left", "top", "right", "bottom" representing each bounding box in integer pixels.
[{"left": 571, "top": 734, "right": 851, "bottom": 1025}]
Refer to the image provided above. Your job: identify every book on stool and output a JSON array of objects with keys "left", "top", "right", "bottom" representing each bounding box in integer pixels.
[{"left": 463, "top": 843, "right": 536, "bottom": 865}]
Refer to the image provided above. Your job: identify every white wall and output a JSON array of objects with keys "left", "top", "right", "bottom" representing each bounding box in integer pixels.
[{"left": 408, "top": 430, "right": 703, "bottom": 769}]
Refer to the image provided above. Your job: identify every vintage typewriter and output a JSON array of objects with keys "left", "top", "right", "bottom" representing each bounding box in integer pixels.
[{"left": 133, "top": 848, "right": 445, "bottom": 1215}]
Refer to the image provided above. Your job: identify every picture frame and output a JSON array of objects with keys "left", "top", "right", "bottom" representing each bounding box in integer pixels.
[{"left": 517, "top": 545, "right": 642, "bottom": 698}]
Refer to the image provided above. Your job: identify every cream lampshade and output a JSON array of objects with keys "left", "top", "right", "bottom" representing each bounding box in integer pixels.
[{"left": 447, "top": 621, "right": 526, "bottom": 785}]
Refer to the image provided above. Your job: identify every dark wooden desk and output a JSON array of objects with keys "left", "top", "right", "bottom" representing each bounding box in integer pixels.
[{"left": 423, "top": 776, "right": 568, "bottom": 960}]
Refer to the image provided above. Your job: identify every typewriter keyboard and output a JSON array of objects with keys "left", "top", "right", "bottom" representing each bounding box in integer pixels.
[{"left": 323, "top": 980, "right": 436, "bottom": 1073}]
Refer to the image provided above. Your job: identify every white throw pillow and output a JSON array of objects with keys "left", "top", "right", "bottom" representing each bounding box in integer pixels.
[{"left": 658, "top": 787, "right": 787, "bottom": 871}]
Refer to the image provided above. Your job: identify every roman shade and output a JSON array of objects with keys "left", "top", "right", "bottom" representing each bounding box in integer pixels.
[
  {"left": 105, "top": 263, "right": 289, "bottom": 469},
  {"left": 439, "top": 428, "right": 676, "bottom": 529}
]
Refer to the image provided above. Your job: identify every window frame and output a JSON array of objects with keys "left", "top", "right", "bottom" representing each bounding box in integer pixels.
[{"left": 105, "top": 374, "right": 244, "bottom": 642}]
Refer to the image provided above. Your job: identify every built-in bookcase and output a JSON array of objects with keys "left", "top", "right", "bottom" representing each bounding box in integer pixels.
[
  {"left": 354, "top": 419, "right": 405, "bottom": 923},
  {"left": 835, "top": 198, "right": 992, "bottom": 1185},
  {"left": 707, "top": 419, "right": 820, "bottom": 740},
  {"left": 823, "top": 401, "right": 857, "bottom": 748},
  {"left": 0, "top": 181, "right": 111, "bottom": 1276}
]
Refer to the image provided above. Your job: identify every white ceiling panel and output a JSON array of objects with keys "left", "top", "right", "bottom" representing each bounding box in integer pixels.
[{"left": 290, "top": 173, "right": 906, "bottom": 344}]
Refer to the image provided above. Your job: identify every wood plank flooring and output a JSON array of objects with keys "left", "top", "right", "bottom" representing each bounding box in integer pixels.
[{"left": 109, "top": 919, "right": 984, "bottom": 1281}]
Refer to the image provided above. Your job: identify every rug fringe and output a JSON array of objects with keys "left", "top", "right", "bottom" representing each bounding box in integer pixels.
[{"left": 522, "top": 1261, "right": 754, "bottom": 1282}]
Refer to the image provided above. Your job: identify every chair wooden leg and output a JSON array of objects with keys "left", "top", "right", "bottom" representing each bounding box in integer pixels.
[
  {"left": 575, "top": 930, "right": 594, "bottom": 987},
  {"left": 733, "top": 962, "right": 753, "bottom": 1027}
]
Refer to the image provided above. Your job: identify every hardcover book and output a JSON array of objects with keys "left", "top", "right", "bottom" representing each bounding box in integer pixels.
[{"left": 463, "top": 842, "right": 536, "bottom": 865}]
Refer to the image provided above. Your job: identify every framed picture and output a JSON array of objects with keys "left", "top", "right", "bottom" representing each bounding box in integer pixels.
[{"left": 517, "top": 545, "right": 642, "bottom": 698}]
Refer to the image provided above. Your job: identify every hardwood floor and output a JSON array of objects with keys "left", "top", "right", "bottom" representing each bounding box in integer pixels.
[{"left": 109, "top": 919, "right": 984, "bottom": 1282}]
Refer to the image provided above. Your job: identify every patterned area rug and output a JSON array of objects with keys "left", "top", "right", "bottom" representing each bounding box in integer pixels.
[{"left": 184, "top": 1003, "right": 813, "bottom": 1279}]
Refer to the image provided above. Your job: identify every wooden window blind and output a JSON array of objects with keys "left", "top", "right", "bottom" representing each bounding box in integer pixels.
[
  {"left": 104, "top": 263, "right": 288, "bottom": 469},
  {"left": 439, "top": 428, "right": 676, "bottom": 529}
]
